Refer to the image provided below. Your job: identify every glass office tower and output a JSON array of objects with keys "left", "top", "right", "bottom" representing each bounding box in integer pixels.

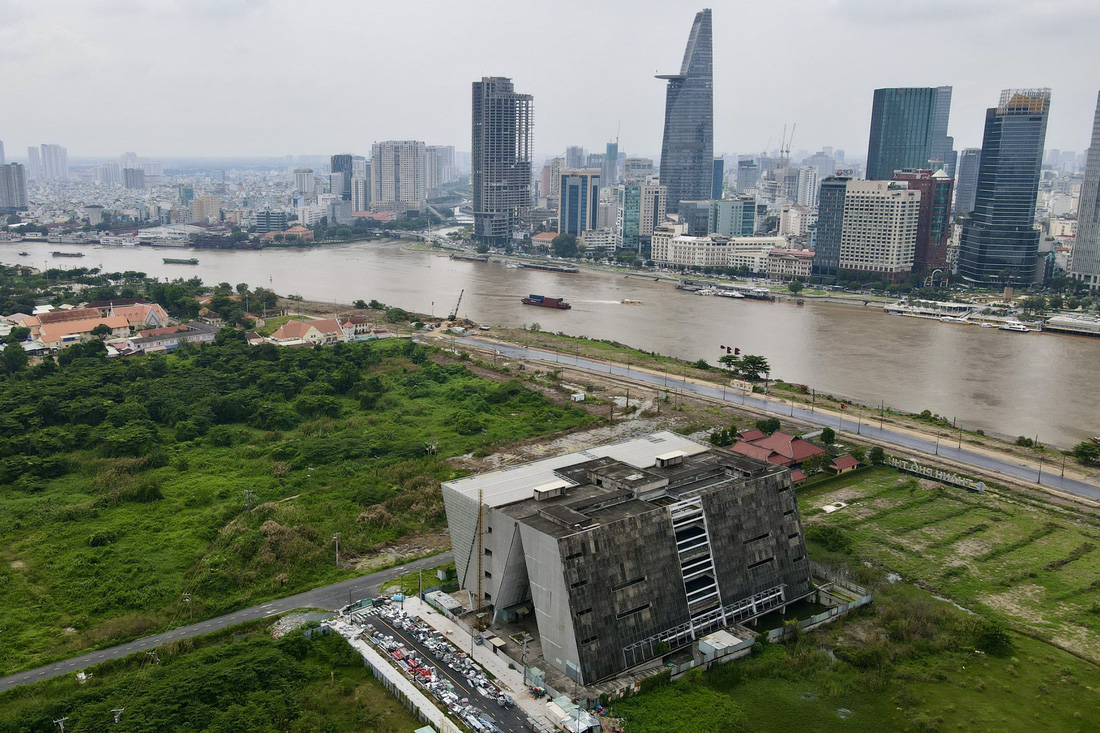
[
  {"left": 657, "top": 9, "right": 713, "bottom": 213},
  {"left": 958, "top": 89, "right": 1050, "bottom": 285}
]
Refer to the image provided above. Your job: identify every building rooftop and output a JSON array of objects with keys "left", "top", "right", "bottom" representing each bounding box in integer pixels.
[{"left": 441, "top": 431, "right": 710, "bottom": 508}]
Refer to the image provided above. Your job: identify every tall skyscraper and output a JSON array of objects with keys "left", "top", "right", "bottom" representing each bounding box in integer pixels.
[
  {"left": 565, "top": 146, "right": 586, "bottom": 169},
  {"left": 26, "top": 146, "right": 41, "bottom": 181},
  {"left": 39, "top": 144, "right": 69, "bottom": 181},
  {"left": 557, "top": 169, "right": 600, "bottom": 236},
  {"left": 735, "top": 158, "right": 760, "bottom": 192},
  {"left": 954, "top": 148, "right": 981, "bottom": 215},
  {"left": 602, "top": 141, "right": 619, "bottom": 186},
  {"left": 810, "top": 176, "right": 852, "bottom": 280},
  {"left": 657, "top": 8, "right": 713, "bottom": 212},
  {"left": 959, "top": 89, "right": 1051, "bottom": 285},
  {"left": 893, "top": 169, "right": 954, "bottom": 271},
  {"left": 123, "top": 167, "right": 146, "bottom": 190},
  {"left": 0, "top": 163, "right": 28, "bottom": 210},
  {"left": 1072, "top": 91, "right": 1100, "bottom": 289},
  {"left": 294, "top": 168, "right": 315, "bottom": 197},
  {"left": 796, "top": 166, "right": 820, "bottom": 207},
  {"left": 472, "top": 76, "right": 533, "bottom": 246},
  {"left": 97, "top": 161, "right": 122, "bottom": 186},
  {"left": 929, "top": 85, "right": 957, "bottom": 175},
  {"left": 865, "top": 87, "right": 952, "bottom": 181},
  {"left": 370, "top": 141, "right": 426, "bottom": 210},
  {"left": 331, "top": 154, "right": 353, "bottom": 201},
  {"left": 0, "top": 140, "right": 5, "bottom": 165},
  {"left": 712, "top": 157, "right": 724, "bottom": 198}
]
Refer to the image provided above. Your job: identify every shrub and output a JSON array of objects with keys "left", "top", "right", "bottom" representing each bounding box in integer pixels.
[
  {"left": 755, "top": 417, "right": 781, "bottom": 435},
  {"left": 869, "top": 446, "right": 886, "bottom": 464},
  {"left": 805, "top": 525, "right": 852, "bottom": 554}
]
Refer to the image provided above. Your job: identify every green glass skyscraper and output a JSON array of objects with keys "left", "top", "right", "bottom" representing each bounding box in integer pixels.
[
  {"left": 959, "top": 89, "right": 1050, "bottom": 285},
  {"left": 657, "top": 9, "right": 713, "bottom": 213},
  {"left": 866, "top": 86, "right": 953, "bottom": 181}
]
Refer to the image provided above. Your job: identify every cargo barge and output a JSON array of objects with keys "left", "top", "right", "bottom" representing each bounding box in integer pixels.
[
  {"left": 521, "top": 294, "right": 571, "bottom": 310},
  {"left": 51, "top": 251, "right": 85, "bottom": 258},
  {"left": 519, "top": 262, "right": 579, "bottom": 274},
  {"left": 163, "top": 257, "right": 200, "bottom": 265}
]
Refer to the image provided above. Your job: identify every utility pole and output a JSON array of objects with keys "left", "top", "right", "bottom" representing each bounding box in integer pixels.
[
  {"left": 879, "top": 400, "right": 885, "bottom": 429},
  {"left": 1037, "top": 458, "right": 1044, "bottom": 484},
  {"left": 182, "top": 593, "right": 192, "bottom": 623},
  {"left": 53, "top": 719, "right": 67, "bottom": 733},
  {"left": 333, "top": 533, "right": 341, "bottom": 568},
  {"left": 1061, "top": 453, "right": 1067, "bottom": 477}
]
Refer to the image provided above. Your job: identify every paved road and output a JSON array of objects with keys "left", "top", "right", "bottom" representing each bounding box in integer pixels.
[
  {"left": 0, "top": 552, "right": 452, "bottom": 694},
  {"left": 456, "top": 336, "right": 1100, "bottom": 502}
]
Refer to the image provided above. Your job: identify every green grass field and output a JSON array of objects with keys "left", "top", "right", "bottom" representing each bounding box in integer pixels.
[
  {"left": 801, "top": 467, "right": 1100, "bottom": 661},
  {"left": 0, "top": 338, "right": 593, "bottom": 675},
  {"left": 0, "top": 620, "right": 419, "bottom": 733}
]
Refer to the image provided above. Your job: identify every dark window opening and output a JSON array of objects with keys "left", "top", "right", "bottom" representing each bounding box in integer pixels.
[
  {"left": 484, "top": 570, "right": 492, "bottom": 578},
  {"left": 581, "top": 635, "right": 598, "bottom": 645},
  {"left": 616, "top": 603, "right": 651, "bottom": 620},
  {"left": 570, "top": 579, "right": 588, "bottom": 589},
  {"left": 747, "top": 557, "right": 775, "bottom": 570},
  {"left": 612, "top": 576, "right": 647, "bottom": 592},
  {"left": 484, "top": 548, "right": 493, "bottom": 556},
  {"left": 742, "top": 532, "right": 770, "bottom": 545}
]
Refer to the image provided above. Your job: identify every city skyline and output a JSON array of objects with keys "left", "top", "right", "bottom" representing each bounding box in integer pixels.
[{"left": 2, "top": 1, "right": 1099, "bottom": 159}]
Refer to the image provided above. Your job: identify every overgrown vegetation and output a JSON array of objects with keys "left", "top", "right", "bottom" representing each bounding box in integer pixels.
[
  {"left": 0, "top": 622, "right": 418, "bottom": 732},
  {"left": 0, "top": 337, "right": 592, "bottom": 673}
]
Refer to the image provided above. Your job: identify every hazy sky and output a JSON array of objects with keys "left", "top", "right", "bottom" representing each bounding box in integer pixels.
[{"left": 2, "top": 0, "right": 1099, "bottom": 162}]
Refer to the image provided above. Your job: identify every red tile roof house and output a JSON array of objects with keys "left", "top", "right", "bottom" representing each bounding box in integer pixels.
[
  {"left": 829, "top": 455, "right": 862, "bottom": 474},
  {"left": 729, "top": 431, "right": 826, "bottom": 467}
]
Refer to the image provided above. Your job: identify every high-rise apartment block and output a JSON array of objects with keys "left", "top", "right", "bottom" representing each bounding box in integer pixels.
[
  {"left": 0, "top": 140, "right": 5, "bottom": 165},
  {"left": 1071, "top": 91, "right": 1100, "bottom": 289},
  {"left": 558, "top": 169, "right": 601, "bottom": 236},
  {"left": 97, "top": 161, "right": 122, "bottom": 186},
  {"left": 294, "top": 169, "right": 315, "bottom": 197},
  {"left": 123, "top": 167, "right": 146, "bottom": 190},
  {"left": 370, "top": 140, "right": 426, "bottom": 211},
  {"left": 26, "top": 147, "right": 41, "bottom": 181},
  {"left": 959, "top": 89, "right": 1050, "bottom": 285},
  {"left": 954, "top": 148, "right": 981, "bottom": 215},
  {"left": 837, "top": 181, "right": 921, "bottom": 281},
  {"left": 622, "top": 158, "right": 654, "bottom": 185},
  {"left": 796, "top": 166, "right": 819, "bottom": 207},
  {"left": 712, "top": 157, "right": 724, "bottom": 199},
  {"left": 441, "top": 432, "right": 812, "bottom": 684},
  {"left": 0, "top": 163, "right": 28, "bottom": 210},
  {"left": 425, "top": 145, "right": 457, "bottom": 193},
  {"left": 330, "top": 154, "right": 353, "bottom": 201},
  {"left": 657, "top": 9, "right": 713, "bottom": 212},
  {"left": 892, "top": 169, "right": 953, "bottom": 272},
  {"left": 39, "top": 144, "right": 69, "bottom": 181},
  {"left": 565, "top": 146, "right": 586, "bottom": 169},
  {"left": 352, "top": 176, "right": 371, "bottom": 213},
  {"left": 190, "top": 195, "right": 222, "bottom": 223},
  {"left": 472, "top": 77, "right": 533, "bottom": 246},
  {"left": 866, "top": 87, "right": 953, "bottom": 181}
]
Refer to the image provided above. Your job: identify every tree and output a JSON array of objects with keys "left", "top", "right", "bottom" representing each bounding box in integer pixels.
[
  {"left": 801, "top": 452, "right": 831, "bottom": 473},
  {"left": 3, "top": 326, "right": 30, "bottom": 345},
  {"left": 551, "top": 233, "right": 578, "bottom": 258},
  {"left": 1071, "top": 442, "right": 1100, "bottom": 466},
  {"left": 869, "top": 446, "right": 886, "bottom": 464},
  {"left": 737, "top": 354, "right": 770, "bottom": 381},
  {"left": 476, "top": 243, "right": 490, "bottom": 254},
  {"left": 820, "top": 426, "right": 835, "bottom": 445},
  {"left": 1, "top": 344, "right": 28, "bottom": 374},
  {"left": 788, "top": 280, "right": 804, "bottom": 294},
  {"left": 755, "top": 417, "right": 781, "bottom": 435},
  {"left": 90, "top": 323, "right": 113, "bottom": 338},
  {"left": 353, "top": 299, "right": 368, "bottom": 309}
]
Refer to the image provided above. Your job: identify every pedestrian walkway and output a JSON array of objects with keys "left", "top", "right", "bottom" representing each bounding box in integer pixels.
[{"left": 402, "top": 596, "right": 556, "bottom": 726}]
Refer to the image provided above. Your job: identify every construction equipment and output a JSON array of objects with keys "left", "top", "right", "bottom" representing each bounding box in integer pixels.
[{"left": 448, "top": 289, "right": 464, "bottom": 321}]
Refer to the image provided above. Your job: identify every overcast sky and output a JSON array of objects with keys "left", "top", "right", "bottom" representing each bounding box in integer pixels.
[{"left": 2, "top": 0, "right": 1099, "bottom": 162}]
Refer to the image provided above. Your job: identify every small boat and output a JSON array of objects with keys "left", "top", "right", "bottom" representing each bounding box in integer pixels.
[
  {"left": 980, "top": 322, "right": 995, "bottom": 329},
  {"left": 18, "top": 251, "right": 29, "bottom": 256},
  {"left": 940, "top": 316, "right": 969, "bottom": 323},
  {"left": 620, "top": 298, "right": 644, "bottom": 305},
  {"left": 163, "top": 257, "right": 199, "bottom": 265},
  {"left": 999, "top": 320, "right": 1030, "bottom": 333},
  {"left": 715, "top": 290, "right": 745, "bottom": 299},
  {"left": 479, "top": 325, "right": 491, "bottom": 331},
  {"left": 521, "top": 294, "right": 571, "bottom": 310},
  {"left": 51, "top": 251, "right": 84, "bottom": 258}
]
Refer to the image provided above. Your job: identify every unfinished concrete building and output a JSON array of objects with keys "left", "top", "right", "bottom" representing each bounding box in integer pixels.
[{"left": 441, "top": 432, "right": 813, "bottom": 684}]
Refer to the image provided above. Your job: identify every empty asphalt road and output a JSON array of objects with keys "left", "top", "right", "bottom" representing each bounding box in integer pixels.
[{"left": 0, "top": 551, "right": 452, "bottom": 694}]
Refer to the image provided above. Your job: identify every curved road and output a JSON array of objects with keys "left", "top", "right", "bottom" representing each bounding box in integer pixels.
[
  {"left": 0, "top": 552, "right": 451, "bottom": 694},
  {"left": 455, "top": 336, "right": 1100, "bottom": 502}
]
